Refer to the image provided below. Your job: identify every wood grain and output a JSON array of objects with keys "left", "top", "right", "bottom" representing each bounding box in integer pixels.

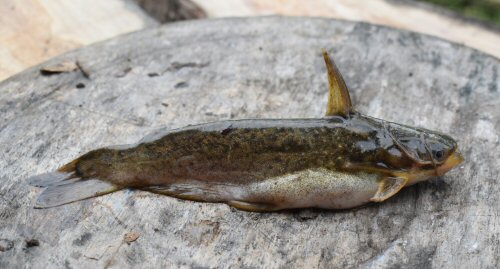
[
  {"left": 0, "top": 17, "right": 499, "bottom": 268},
  {"left": 0, "top": 0, "right": 157, "bottom": 81},
  {"left": 193, "top": 0, "right": 500, "bottom": 59}
]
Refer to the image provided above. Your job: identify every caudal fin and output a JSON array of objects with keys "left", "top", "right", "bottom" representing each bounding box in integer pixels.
[
  {"left": 28, "top": 171, "right": 76, "bottom": 187},
  {"left": 34, "top": 179, "right": 119, "bottom": 208},
  {"left": 28, "top": 160, "right": 121, "bottom": 208},
  {"left": 28, "top": 159, "right": 79, "bottom": 187}
]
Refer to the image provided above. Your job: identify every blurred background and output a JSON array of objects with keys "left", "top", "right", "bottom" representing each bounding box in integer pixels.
[
  {"left": 1, "top": 0, "right": 499, "bottom": 82},
  {"left": 421, "top": 0, "right": 499, "bottom": 23}
]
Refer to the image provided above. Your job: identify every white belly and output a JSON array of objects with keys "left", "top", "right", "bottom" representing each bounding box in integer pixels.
[{"left": 241, "top": 168, "right": 380, "bottom": 210}]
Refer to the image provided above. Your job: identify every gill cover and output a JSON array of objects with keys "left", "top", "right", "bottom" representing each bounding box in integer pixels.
[{"left": 384, "top": 122, "right": 458, "bottom": 167}]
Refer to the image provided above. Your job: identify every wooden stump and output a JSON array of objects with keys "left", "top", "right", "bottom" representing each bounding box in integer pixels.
[
  {"left": 0, "top": 17, "right": 499, "bottom": 268},
  {"left": 191, "top": 0, "right": 500, "bottom": 59},
  {"left": 0, "top": 0, "right": 158, "bottom": 81}
]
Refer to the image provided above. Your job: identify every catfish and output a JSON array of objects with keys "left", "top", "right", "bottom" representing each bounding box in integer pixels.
[{"left": 28, "top": 50, "right": 463, "bottom": 211}]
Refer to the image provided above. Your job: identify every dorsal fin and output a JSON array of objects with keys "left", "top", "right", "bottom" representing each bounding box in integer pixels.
[{"left": 322, "top": 49, "right": 353, "bottom": 117}]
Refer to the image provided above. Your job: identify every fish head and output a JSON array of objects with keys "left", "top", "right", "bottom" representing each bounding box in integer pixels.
[
  {"left": 421, "top": 132, "right": 464, "bottom": 176},
  {"left": 385, "top": 122, "right": 464, "bottom": 183}
]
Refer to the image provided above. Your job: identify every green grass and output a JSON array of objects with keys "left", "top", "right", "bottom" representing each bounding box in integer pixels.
[{"left": 419, "top": 0, "right": 500, "bottom": 24}]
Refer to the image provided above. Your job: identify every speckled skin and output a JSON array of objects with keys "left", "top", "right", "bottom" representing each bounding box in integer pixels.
[{"left": 67, "top": 113, "right": 458, "bottom": 210}]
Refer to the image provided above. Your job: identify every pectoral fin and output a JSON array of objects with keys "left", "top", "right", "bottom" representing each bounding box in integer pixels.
[
  {"left": 322, "top": 49, "right": 353, "bottom": 117},
  {"left": 370, "top": 177, "right": 408, "bottom": 202}
]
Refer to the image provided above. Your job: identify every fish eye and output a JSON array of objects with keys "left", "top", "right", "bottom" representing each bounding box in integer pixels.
[
  {"left": 430, "top": 147, "right": 449, "bottom": 163},
  {"left": 433, "top": 150, "right": 444, "bottom": 160},
  {"left": 427, "top": 140, "right": 449, "bottom": 163}
]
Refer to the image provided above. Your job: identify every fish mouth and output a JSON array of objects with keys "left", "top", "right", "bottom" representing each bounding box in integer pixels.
[{"left": 435, "top": 150, "right": 464, "bottom": 176}]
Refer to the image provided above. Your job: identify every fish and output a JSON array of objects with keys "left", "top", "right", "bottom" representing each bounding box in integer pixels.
[{"left": 28, "top": 50, "right": 464, "bottom": 212}]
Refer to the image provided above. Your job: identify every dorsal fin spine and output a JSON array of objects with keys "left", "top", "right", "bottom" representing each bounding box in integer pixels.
[{"left": 322, "top": 49, "right": 353, "bottom": 117}]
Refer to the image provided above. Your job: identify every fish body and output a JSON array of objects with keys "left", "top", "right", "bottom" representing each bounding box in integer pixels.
[{"left": 29, "top": 51, "right": 463, "bottom": 211}]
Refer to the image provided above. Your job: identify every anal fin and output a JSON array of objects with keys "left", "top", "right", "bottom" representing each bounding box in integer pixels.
[
  {"left": 227, "top": 200, "right": 278, "bottom": 212},
  {"left": 370, "top": 177, "right": 408, "bottom": 203},
  {"left": 142, "top": 183, "right": 230, "bottom": 203},
  {"left": 143, "top": 184, "right": 278, "bottom": 212}
]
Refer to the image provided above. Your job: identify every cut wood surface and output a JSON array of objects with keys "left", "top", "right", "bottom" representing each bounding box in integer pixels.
[
  {"left": 2, "top": 0, "right": 499, "bottom": 83},
  {"left": 0, "top": 0, "right": 157, "bottom": 82},
  {"left": 0, "top": 17, "right": 499, "bottom": 268},
  {"left": 193, "top": 0, "right": 500, "bottom": 59}
]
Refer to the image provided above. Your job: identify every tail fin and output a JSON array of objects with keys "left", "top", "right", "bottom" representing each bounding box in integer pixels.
[
  {"left": 28, "top": 159, "right": 79, "bottom": 187},
  {"left": 33, "top": 179, "right": 119, "bottom": 208},
  {"left": 28, "top": 160, "right": 121, "bottom": 208},
  {"left": 28, "top": 171, "right": 76, "bottom": 187}
]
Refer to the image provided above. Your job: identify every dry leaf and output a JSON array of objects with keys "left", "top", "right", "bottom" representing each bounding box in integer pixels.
[
  {"left": 124, "top": 232, "right": 140, "bottom": 244},
  {"left": 40, "top": 61, "right": 78, "bottom": 74}
]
